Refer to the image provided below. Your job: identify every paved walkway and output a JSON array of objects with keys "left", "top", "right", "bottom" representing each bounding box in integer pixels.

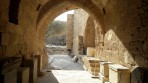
[
  {"left": 48, "top": 55, "right": 83, "bottom": 70},
  {"left": 35, "top": 70, "right": 99, "bottom": 83},
  {"left": 35, "top": 55, "right": 100, "bottom": 83}
]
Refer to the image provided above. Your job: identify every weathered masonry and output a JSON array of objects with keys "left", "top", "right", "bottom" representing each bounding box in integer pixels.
[{"left": 0, "top": 0, "right": 148, "bottom": 83}]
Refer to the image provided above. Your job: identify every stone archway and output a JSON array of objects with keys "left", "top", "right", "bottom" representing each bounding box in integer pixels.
[
  {"left": 36, "top": 0, "right": 105, "bottom": 66},
  {"left": 37, "top": 0, "right": 104, "bottom": 32}
]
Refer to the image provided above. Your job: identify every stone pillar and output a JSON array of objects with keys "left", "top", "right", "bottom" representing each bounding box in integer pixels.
[
  {"left": 66, "top": 14, "right": 74, "bottom": 50},
  {"left": 22, "top": 58, "right": 37, "bottom": 83},
  {"left": 17, "top": 67, "right": 29, "bottom": 83}
]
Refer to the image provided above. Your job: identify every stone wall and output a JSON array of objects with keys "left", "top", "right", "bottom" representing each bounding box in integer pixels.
[
  {"left": 83, "top": 17, "right": 95, "bottom": 51},
  {"left": 72, "top": 9, "right": 96, "bottom": 55},
  {"left": 70, "top": 0, "right": 148, "bottom": 69},
  {"left": 0, "top": 0, "right": 47, "bottom": 68},
  {"left": 72, "top": 9, "right": 89, "bottom": 55},
  {"left": 94, "top": 0, "right": 148, "bottom": 69}
]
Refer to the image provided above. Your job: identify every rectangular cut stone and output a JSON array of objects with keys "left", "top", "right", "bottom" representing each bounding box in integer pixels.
[
  {"left": 89, "top": 63, "right": 100, "bottom": 67},
  {"left": 109, "top": 64, "right": 130, "bottom": 83},
  {"left": 17, "top": 67, "right": 29, "bottom": 83},
  {"left": 0, "top": 33, "right": 9, "bottom": 45},
  {"left": 87, "top": 47, "right": 95, "bottom": 57},
  {"left": 100, "top": 61, "right": 112, "bottom": 77},
  {"left": 88, "top": 69, "right": 99, "bottom": 76},
  {"left": 99, "top": 73, "right": 108, "bottom": 83},
  {"left": 84, "top": 56, "right": 100, "bottom": 63},
  {"left": 34, "top": 55, "right": 42, "bottom": 74},
  {"left": 82, "top": 56, "right": 107, "bottom": 76},
  {"left": 82, "top": 56, "right": 100, "bottom": 69},
  {"left": 23, "top": 58, "right": 37, "bottom": 83},
  {"left": 4, "top": 69, "right": 17, "bottom": 83},
  {"left": 88, "top": 66, "right": 100, "bottom": 72}
]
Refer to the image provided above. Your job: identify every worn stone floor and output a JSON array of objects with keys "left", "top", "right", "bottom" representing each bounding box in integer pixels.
[
  {"left": 35, "top": 70, "right": 100, "bottom": 83},
  {"left": 35, "top": 55, "right": 100, "bottom": 83},
  {"left": 48, "top": 55, "right": 83, "bottom": 70}
]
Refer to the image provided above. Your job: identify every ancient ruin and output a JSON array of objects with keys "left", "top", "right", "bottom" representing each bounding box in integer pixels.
[{"left": 0, "top": 0, "right": 148, "bottom": 83}]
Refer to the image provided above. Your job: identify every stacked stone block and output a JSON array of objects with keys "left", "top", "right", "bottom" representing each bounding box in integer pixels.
[
  {"left": 17, "top": 67, "right": 29, "bottom": 83},
  {"left": 22, "top": 58, "right": 37, "bottom": 83},
  {"left": 82, "top": 56, "right": 100, "bottom": 76},
  {"left": 99, "top": 61, "right": 112, "bottom": 83}
]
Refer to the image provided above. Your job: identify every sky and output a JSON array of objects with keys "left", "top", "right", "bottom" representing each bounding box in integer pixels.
[{"left": 54, "top": 10, "right": 74, "bottom": 21}]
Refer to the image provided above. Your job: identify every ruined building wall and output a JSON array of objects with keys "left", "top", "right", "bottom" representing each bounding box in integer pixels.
[
  {"left": 72, "top": 9, "right": 89, "bottom": 55},
  {"left": 72, "top": 9, "right": 96, "bottom": 55}
]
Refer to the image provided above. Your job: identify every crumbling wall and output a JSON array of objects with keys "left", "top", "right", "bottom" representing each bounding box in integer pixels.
[
  {"left": 72, "top": 9, "right": 96, "bottom": 56},
  {"left": 72, "top": 9, "right": 89, "bottom": 56}
]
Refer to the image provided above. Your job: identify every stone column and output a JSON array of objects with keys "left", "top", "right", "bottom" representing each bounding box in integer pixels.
[{"left": 66, "top": 14, "right": 74, "bottom": 50}]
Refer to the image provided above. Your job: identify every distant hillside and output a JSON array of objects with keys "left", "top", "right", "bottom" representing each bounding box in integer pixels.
[
  {"left": 46, "top": 20, "right": 67, "bottom": 45},
  {"left": 46, "top": 20, "right": 67, "bottom": 37}
]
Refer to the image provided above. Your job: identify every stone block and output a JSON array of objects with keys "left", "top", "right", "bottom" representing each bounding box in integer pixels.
[
  {"left": 88, "top": 66, "right": 100, "bottom": 72},
  {"left": 17, "top": 67, "right": 29, "bottom": 83},
  {"left": 131, "top": 67, "right": 148, "bottom": 83},
  {"left": 109, "top": 64, "right": 130, "bottom": 83},
  {"left": 89, "top": 63, "right": 100, "bottom": 67},
  {"left": 100, "top": 61, "right": 112, "bottom": 77},
  {"left": 0, "top": 69, "right": 17, "bottom": 83},
  {"left": 86, "top": 57, "right": 100, "bottom": 63},
  {"left": 0, "top": 33, "right": 9, "bottom": 45},
  {"left": 34, "top": 55, "right": 42, "bottom": 74},
  {"left": 87, "top": 47, "right": 95, "bottom": 57},
  {"left": 22, "top": 58, "right": 37, "bottom": 83},
  {"left": 88, "top": 69, "right": 99, "bottom": 76},
  {"left": 99, "top": 73, "right": 108, "bottom": 83}
]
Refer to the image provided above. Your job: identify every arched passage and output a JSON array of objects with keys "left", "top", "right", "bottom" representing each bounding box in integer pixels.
[
  {"left": 37, "top": 0, "right": 104, "bottom": 32},
  {"left": 36, "top": 0, "right": 105, "bottom": 67}
]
